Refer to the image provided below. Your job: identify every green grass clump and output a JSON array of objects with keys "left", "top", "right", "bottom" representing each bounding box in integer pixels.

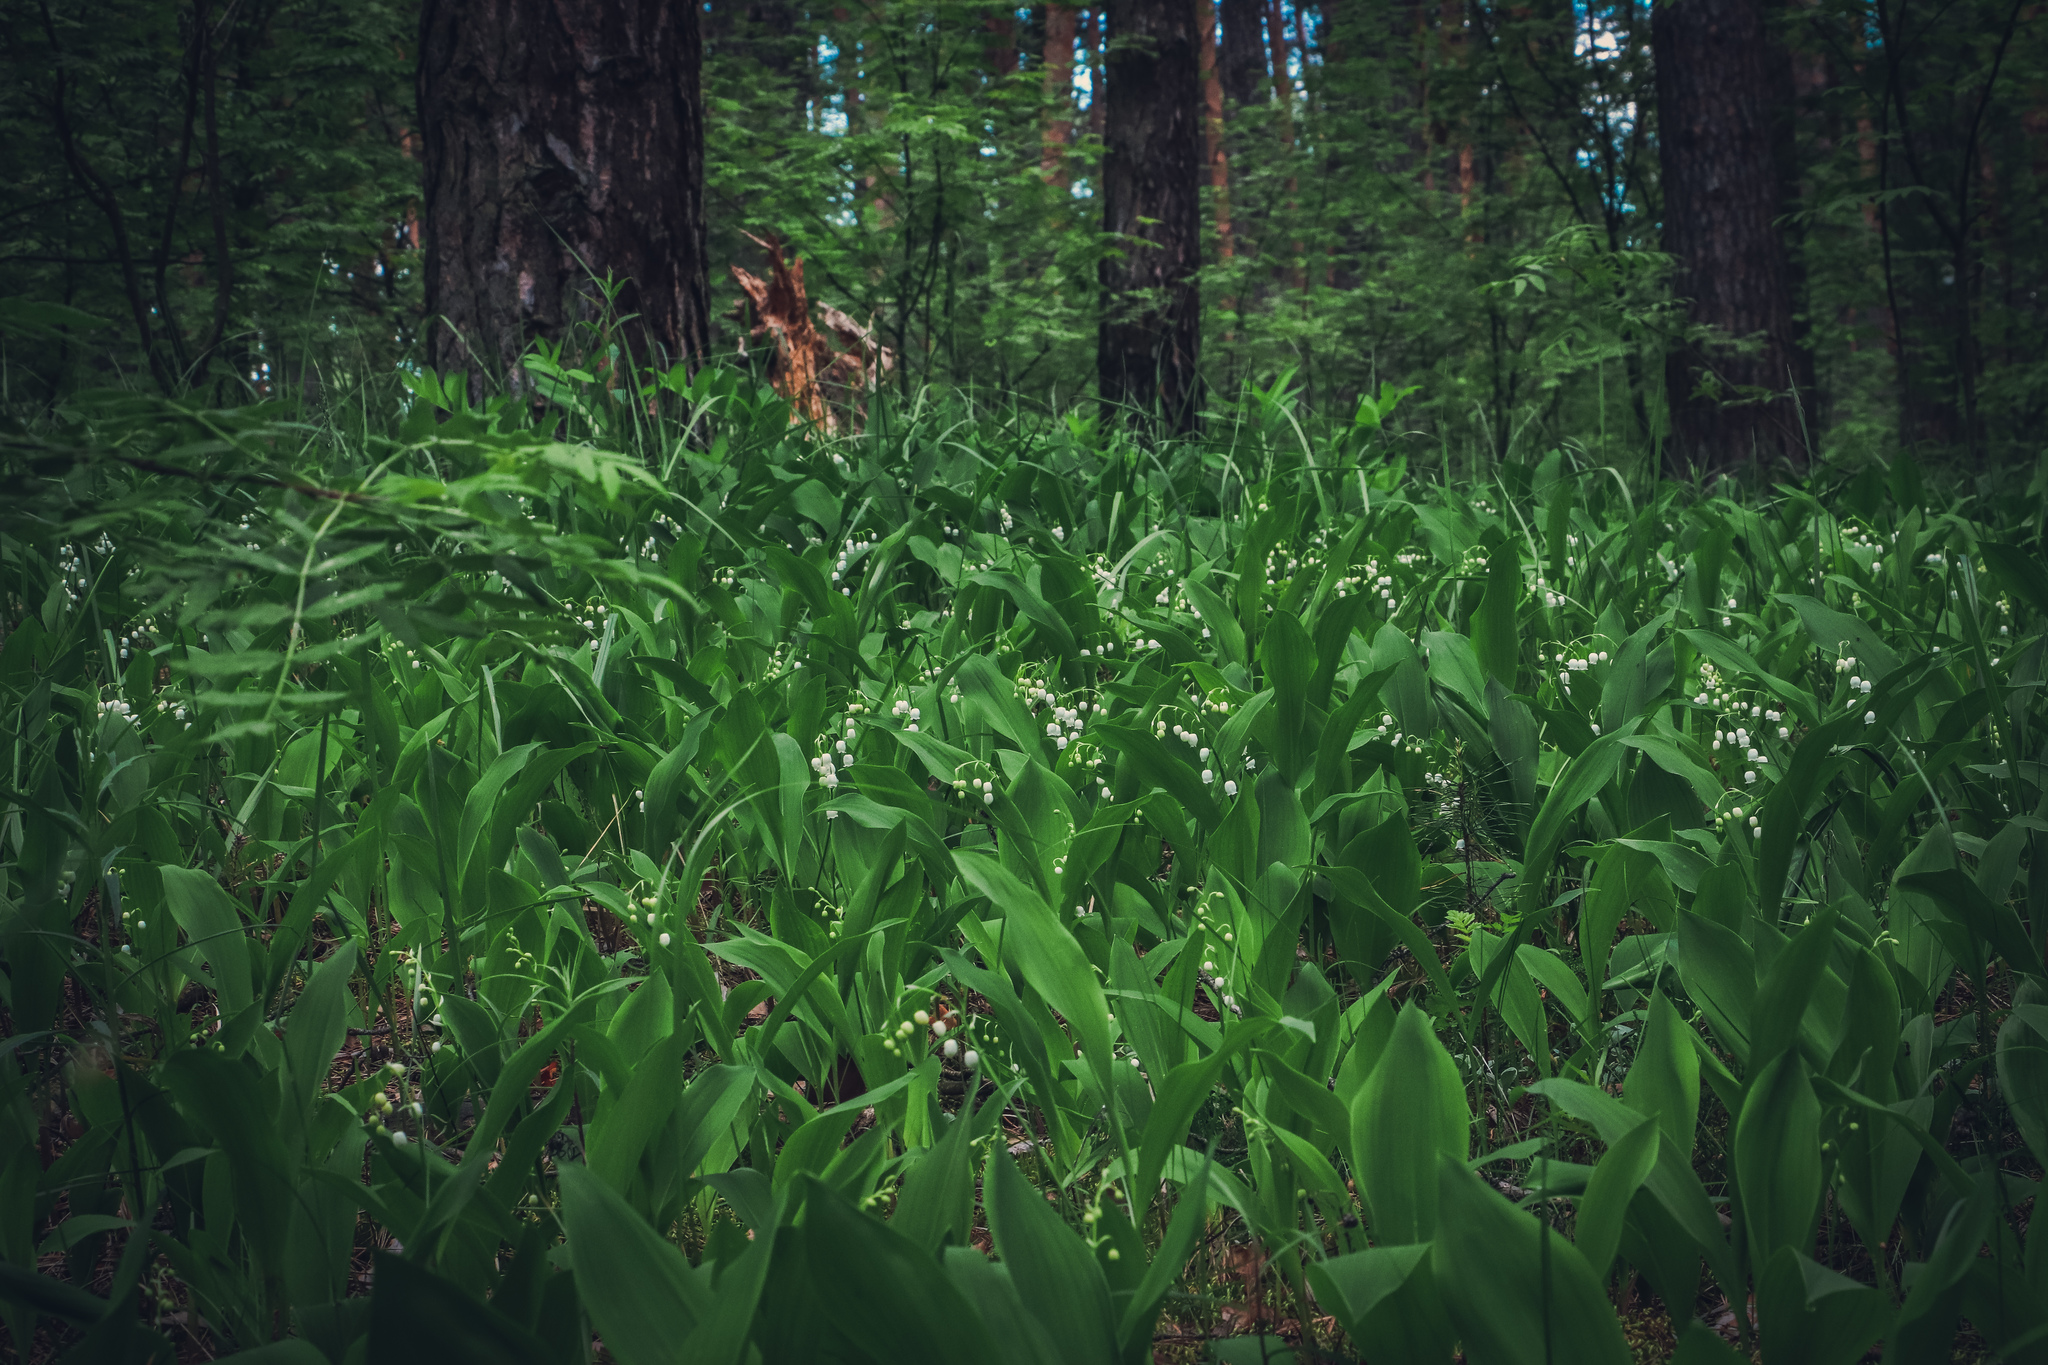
[{"left": 1, "top": 370, "right": 2044, "bottom": 1364}]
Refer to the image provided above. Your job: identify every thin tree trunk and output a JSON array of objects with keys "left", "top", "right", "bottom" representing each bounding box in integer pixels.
[
  {"left": 1100, "top": 0, "right": 1203, "bottom": 431},
  {"left": 418, "top": 0, "right": 709, "bottom": 396},
  {"left": 1085, "top": 9, "right": 1107, "bottom": 141},
  {"left": 200, "top": 8, "right": 234, "bottom": 379},
  {"left": 38, "top": 0, "right": 174, "bottom": 393},
  {"left": 1043, "top": 2, "right": 1080, "bottom": 184},
  {"left": 1199, "top": 0, "right": 1232, "bottom": 257},
  {"left": 1651, "top": 0, "right": 1810, "bottom": 475}
]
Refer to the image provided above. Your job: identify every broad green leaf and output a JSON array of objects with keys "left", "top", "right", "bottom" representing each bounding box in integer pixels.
[
  {"left": 587, "top": 1028, "right": 689, "bottom": 1191},
  {"left": 161, "top": 866, "right": 255, "bottom": 1017},
  {"left": 1574, "top": 1114, "right": 1659, "bottom": 1279},
  {"left": 1432, "top": 1156, "right": 1632, "bottom": 1365},
  {"left": 558, "top": 1161, "right": 710, "bottom": 1360},
  {"left": 1757, "top": 1246, "right": 1891, "bottom": 1365},
  {"left": 1350, "top": 1005, "right": 1468, "bottom": 1243},
  {"left": 283, "top": 942, "right": 358, "bottom": 1118},
  {"left": 366, "top": 1252, "right": 554, "bottom": 1365},
  {"left": 1675, "top": 909, "right": 1756, "bottom": 1064},
  {"left": 1734, "top": 1053, "right": 1823, "bottom": 1275},
  {"left": 1624, "top": 989, "right": 1701, "bottom": 1154},
  {"left": 802, "top": 1177, "right": 1005, "bottom": 1363},
  {"left": 985, "top": 1145, "right": 1117, "bottom": 1363},
  {"left": 1472, "top": 537, "right": 1521, "bottom": 688}
]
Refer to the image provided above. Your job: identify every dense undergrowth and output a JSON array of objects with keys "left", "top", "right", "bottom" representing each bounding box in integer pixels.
[{"left": 2, "top": 366, "right": 2046, "bottom": 1365}]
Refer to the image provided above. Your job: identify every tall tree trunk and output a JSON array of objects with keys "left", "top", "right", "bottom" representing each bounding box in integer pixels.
[
  {"left": 1085, "top": 9, "right": 1108, "bottom": 140},
  {"left": 985, "top": 10, "right": 1020, "bottom": 76},
  {"left": 418, "top": 0, "right": 709, "bottom": 395},
  {"left": 1199, "top": 0, "right": 1232, "bottom": 256},
  {"left": 1651, "top": 0, "right": 1810, "bottom": 476},
  {"left": 1219, "top": 0, "right": 1265, "bottom": 107},
  {"left": 1043, "top": 3, "right": 1080, "bottom": 184},
  {"left": 1100, "top": 0, "right": 1203, "bottom": 431}
]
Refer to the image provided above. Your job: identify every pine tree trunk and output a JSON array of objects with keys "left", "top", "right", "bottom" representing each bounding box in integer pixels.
[
  {"left": 985, "top": 10, "right": 1020, "bottom": 76},
  {"left": 1219, "top": 0, "right": 1265, "bottom": 108},
  {"left": 1199, "top": 0, "right": 1233, "bottom": 257},
  {"left": 1652, "top": 0, "right": 1810, "bottom": 476},
  {"left": 1100, "top": 0, "right": 1203, "bottom": 431},
  {"left": 418, "top": 0, "right": 709, "bottom": 395},
  {"left": 1043, "top": 3, "right": 1080, "bottom": 184}
]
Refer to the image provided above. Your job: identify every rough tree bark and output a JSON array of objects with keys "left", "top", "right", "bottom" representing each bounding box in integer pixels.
[
  {"left": 1100, "top": 0, "right": 1204, "bottom": 431},
  {"left": 418, "top": 0, "right": 709, "bottom": 396},
  {"left": 1652, "top": 0, "right": 1811, "bottom": 476}
]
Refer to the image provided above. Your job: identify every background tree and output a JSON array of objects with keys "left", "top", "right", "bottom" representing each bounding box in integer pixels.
[
  {"left": 1652, "top": 0, "right": 1812, "bottom": 476},
  {"left": 1100, "top": 0, "right": 1204, "bottom": 428},
  {"left": 417, "top": 0, "right": 710, "bottom": 394}
]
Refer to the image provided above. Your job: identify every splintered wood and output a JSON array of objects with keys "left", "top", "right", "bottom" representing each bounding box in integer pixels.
[{"left": 730, "top": 233, "right": 892, "bottom": 434}]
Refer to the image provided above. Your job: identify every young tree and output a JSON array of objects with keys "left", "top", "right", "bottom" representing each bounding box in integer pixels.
[
  {"left": 1100, "top": 0, "right": 1203, "bottom": 429},
  {"left": 1652, "top": 0, "right": 1811, "bottom": 476},
  {"left": 417, "top": 0, "right": 709, "bottom": 395}
]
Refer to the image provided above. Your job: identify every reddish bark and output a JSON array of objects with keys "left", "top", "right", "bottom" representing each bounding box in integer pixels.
[{"left": 1042, "top": 3, "right": 1080, "bottom": 184}]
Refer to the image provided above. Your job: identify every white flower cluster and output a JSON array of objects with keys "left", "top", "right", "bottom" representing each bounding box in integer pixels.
[
  {"left": 55, "top": 543, "right": 90, "bottom": 605},
  {"left": 810, "top": 751, "right": 841, "bottom": 790},
  {"left": 831, "top": 530, "right": 878, "bottom": 593}
]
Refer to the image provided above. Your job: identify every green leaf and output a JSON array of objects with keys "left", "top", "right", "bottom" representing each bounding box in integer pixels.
[
  {"left": 1994, "top": 1004, "right": 2048, "bottom": 1170},
  {"left": 1777, "top": 593, "right": 1902, "bottom": 681},
  {"left": 587, "top": 1028, "right": 690, "bottom": 1191},
  {"left": 366, "top": 1253, "right": 555, "bottom": 1365},
  {"left": 557, "top": 1161, "right": 710, "bottom": 1361},
  {"left": 1182, "top": 577, "right": 1246, "bottom": 669},
  {"left": 1733, "top": 1053, "right": 1823, "bottom": 1275},
  {"left": 1897, "top": 867, "right": 2043, "bottom": 980},
  {"left": 1574, "top": 1114, "right": 1659, "bottom": 1279},
  {"left": 1136, "top": 1021, "right": 1272, "bottom": 1216},
  {"left": 1472, "top": 537, "right": 1522, "bottom": 688},
  {"left": 1757, "top": 1246, "right": 1891, "bottom": 1365},
  {"left": 1322, "top": 865, "right": 1453, "bottom": 1003},
  {"left": 1749, "top": 903, "right": 1838, "bottom": 1070},
  {"left": 1306, "top": 1243, "right": 1455, "bottom": 1365},
  {"left": 160, "top": 866, "right": 255, "bottom": 1017},
  {"left": 1623, "top": 989, "right": 1701, "bottom": 1155},
  {"left": 985, "top": 1147, "right": 1118, "bottom": 1363},
  {"left": 953, "top": 851, "right": 1115, "bottom": 1096},
  {"left": 1350, "top": 1005, "right": 1468, "bottom": 1243},
  {"left": 1432, "top": 1155, "right": 1633, "bottom": 1365},
  {"left": 284, "top": 942, "right": 358, "bottom": 1118},
  {"left": 892, "top": 1091, "right": 994, "bottom": 1251},
  {"left": 1675, "top": 909, "right": 1756, "bottom": 1064},
  {"left": 1116, "top": 1154, "right": 1212, "bottom": 1350},
  {"left": 802, "top": 1177, "right": 1005, "bottom": 1363},
  {"left": 1520, "top": 721, "right": 1639, "bottom": 916}
]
